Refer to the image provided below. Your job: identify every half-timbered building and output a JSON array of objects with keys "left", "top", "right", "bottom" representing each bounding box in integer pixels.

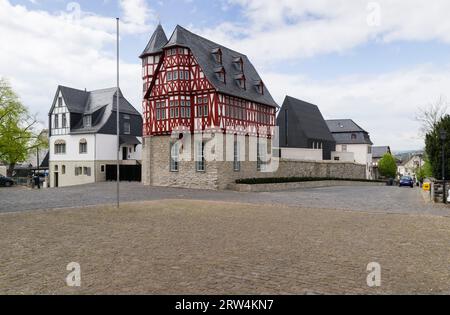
[{"left": 140, "top": 25, "right": 279, "bottom": 189}]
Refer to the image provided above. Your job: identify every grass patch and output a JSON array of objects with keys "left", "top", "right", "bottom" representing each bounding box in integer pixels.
[{"left": 236, "top": 177, "right": 386, "bottom": 185}]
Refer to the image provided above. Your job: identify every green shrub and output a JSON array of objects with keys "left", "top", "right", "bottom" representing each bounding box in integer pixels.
[{"left": 236, "top": 177, "right": 385, "bottom": 185}]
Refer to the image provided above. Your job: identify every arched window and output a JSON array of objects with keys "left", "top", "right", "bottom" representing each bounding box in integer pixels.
[
  {"left": 79, "top": 138, "right": 87, "bottom": 154},
  {"left": 54, "top": 140, "right": 66, "bottom": 154}
]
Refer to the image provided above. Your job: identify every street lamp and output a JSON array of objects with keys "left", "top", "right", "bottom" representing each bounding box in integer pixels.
[{"left": 440, "top": 130, "right": 447, "bottom": 204}]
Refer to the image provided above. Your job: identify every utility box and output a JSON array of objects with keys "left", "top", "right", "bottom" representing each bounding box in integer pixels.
[{"left": 423, "top": 183, "right": 431, "bottom": 191}]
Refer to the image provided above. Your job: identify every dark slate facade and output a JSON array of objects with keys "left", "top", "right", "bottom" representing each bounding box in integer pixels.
[{"left": 277, "top": 96, "right": 336, "bottom": 160}]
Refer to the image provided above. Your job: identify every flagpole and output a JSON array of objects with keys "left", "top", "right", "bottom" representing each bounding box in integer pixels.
[{"left": 116, "top": 17, "right": 120, "bottom": 208}]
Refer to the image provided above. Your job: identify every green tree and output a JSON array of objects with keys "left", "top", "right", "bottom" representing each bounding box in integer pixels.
[
  {"left": 425, "top": 115, "right": 450, "bottom": 180},
  {"left": 416, "top": 158, "right": 433, "bottom": 183},
  {"left": 378, "top": 153, "right": 397, "bottom": 179},
  {"left": 0, "top": 78, "right": 45, "bottom": 176}
]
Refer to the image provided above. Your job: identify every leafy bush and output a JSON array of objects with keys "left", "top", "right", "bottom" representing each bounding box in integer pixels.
[
  {"left": 236, "top": 177, "right": 386, "bottom": 185},
  {"left": 378, "top": 153, "right": 397, "bottom": 179}
]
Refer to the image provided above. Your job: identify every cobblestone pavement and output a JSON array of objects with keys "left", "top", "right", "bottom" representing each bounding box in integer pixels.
[
  {"left": 0, "top": 182, "right": 449, "bottom": 217},
  {"left": 0, "top": 200, "right": 449, "bottom": 295}
]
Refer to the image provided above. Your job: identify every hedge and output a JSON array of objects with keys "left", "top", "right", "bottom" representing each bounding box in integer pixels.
[{"left": 235, "top": 177, "right": 386, "bottom": 185}]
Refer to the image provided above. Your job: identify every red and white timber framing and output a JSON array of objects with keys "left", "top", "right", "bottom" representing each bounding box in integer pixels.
[{"left": 142, "top": 46, "right": 276, "bottom": 137}]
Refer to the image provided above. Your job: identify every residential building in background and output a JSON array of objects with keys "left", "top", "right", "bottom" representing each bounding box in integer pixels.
[
  {"left": 326, "top": 119, "right": 374, "bottom": 179},
  {"left": 48, "top": 86, "right": 143, "bottom": 188},
  {"left": 372, "top": 146, "right": 391, "bottom": 179},
  {"left": 140, "top": 25, "right": 278, "bottom": 189},
  {"left": 277, "top": 96, "right": 336, "bottom": 161},
  {"left": 397, "top": 154, "right": 424, "bottom": 179}
]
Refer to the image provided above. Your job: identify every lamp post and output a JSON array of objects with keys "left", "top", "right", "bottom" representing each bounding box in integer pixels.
[{"left": 440, "top": 129, "right": 447, "bottom": 204}]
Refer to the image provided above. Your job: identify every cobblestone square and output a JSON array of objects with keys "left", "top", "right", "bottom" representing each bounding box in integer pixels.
[{"left": 0, "top": 197, "right": 449, "bottom": 294}]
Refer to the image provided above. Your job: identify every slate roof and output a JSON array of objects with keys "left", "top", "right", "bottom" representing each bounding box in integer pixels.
[
  {"left": 143, "top": 25, "right": 278, "bottom": 108},
  {"left": 372, "top": 146, "right": 391, "bottom": 158},
  {"left": 326, "top": 119, "right": 373, "bottom": 145},
  {"left": 51, "top": 86, "right": 141, "bottom": 135},
  {"left": 278, "top": 96, "right": 335, "bottom": 142},
  {"left": 140, "top": 24, "right": 168, "bottom": 57}
]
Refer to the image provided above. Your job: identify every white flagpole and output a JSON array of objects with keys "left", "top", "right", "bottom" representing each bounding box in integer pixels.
[{"left": 116, "top": 17, "right": 120, "bottom": 208}]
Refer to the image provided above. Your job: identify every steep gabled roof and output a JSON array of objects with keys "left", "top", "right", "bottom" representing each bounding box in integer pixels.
[
  {"left": 50, "top": 86, "right": 141, "bottom": 135},
  {"left": 58, "top": 86, "right": 89, "bottom": 113},
  {"left": 372, "top": 146, "right": 391, "bottom": 158},
  {"left": 140, "top": 24, "right": 168, "bottom": 57},
  {"left": 162, "top": 25, "right": 278, "bottom": 108},
  {"left": 278, "top": 96, "right": 335, "bottom": 142},
  {"left": 326, "top": 119, "right": 367, "bottom": 133},
  {"left": 326, "top": 119, "right": 373, "bottom": 145}
]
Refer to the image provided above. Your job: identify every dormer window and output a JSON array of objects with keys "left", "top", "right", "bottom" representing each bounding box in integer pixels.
[
  {"left": 214, "top": 66, "right": 226, "bottom": 83},
  {"left": 83, "top": 115, "right": 92, "bottom": 128},
  {"left": 255, "top": 80, "right": 264, "bottom": 94},
  {"left": 212, "top": 48, "right": 222, "bottom": 64},
  {"left": 233, "top": 57, "right": 243, "bottom": 72},
  {"left": 235, "top": 74, "right": 246, "bottom": 90}
]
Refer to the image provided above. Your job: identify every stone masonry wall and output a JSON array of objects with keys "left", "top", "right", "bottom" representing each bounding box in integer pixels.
[{"left": 142, "top": 135, "right": 366, "bottom": 190}]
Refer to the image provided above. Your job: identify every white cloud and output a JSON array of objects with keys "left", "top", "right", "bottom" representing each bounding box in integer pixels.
[
  {"left": 0, "top": 0, "right": 146, "bottom": 129},
  {"left": 195, "top": 0, "right": 450, "bottom": 63},
  {"left": 264, "top": 64, "right": 450, "bottom": 150}
]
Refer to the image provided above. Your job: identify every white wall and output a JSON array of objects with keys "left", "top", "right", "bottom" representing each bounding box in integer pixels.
[
  {"left": 95, "top": 134, "right": 142, "bottom": 161},
  {"left": 0, "top": 166, "right": 6, "bottom": 176},
  {"left": 335, "top": 144, "right": 373, "bottom": 179},
  {"left": 49, "top": 134, "right": 95, "bottom": 162},
  {"left": 281, "top": 148, "right": 323, "bottom": 161},
  {"left": 331, "top": 151, "right": 355, "bottom": 162}
]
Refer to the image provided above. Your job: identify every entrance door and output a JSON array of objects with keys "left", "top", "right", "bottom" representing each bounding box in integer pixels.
[
  {"left": 122, "top": 147, "right": 128, "bottom": 160},
  {"left": 54, "top": 172, "right": 59, "bottom": 188}
]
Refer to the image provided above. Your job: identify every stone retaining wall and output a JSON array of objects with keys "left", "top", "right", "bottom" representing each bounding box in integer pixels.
[
  {"left": 143, "top": 135, "right": 367, "bottom": 190},
  {"left": 231, "top": 180, "right": 385, "bottom": 192}
]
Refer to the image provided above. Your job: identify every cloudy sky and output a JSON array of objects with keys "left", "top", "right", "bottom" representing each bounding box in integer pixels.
[{"left": 1, "top": 0, "right": 450, "bottom": 151}]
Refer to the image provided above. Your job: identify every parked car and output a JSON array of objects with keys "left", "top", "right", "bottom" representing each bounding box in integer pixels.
[
  {"left": 399, "top": 176, "right": 414, "bottom": 188},
  {"left": 0, "top": 175, "right": 14, "bottom": 187}
]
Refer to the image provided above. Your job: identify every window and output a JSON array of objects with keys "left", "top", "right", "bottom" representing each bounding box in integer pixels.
[
  {"left": 124, "top": 122, "right": 131, "bottom": 134},
  {"left": 79, "top": 139, "right": 87, "bottom": 154},
  {"left": 217, "top": 71, "right": 225, "bottom": 83},
  {"left": 173, "top": 70, "right": 178, "bottom": 80},
  {"left": 334, "top": 157, "right": 340, "bottom": 161},
  {"left": 58, "top": 97, "right": 63, "bottom": 107},
  {"left": 171, "top": 48, "right": 177, "bottom": 56},
  {"left": 233, "top": 139, "right": 240, "bottom": 172},
  {"left": 100, "top": 165, "right": 105, "bottom": 173},
  {"left": 62, "top": 165, "right": 66, "bottom": 174},
  {"left": 83, "top": 167, "right": 91, "bottom": 176},
  {"left": 180, "top": 70, "right": 184, "bottom": 80},
  {"left": 368, "top": 146, "right": 372, "bottom": 154},
  {"left": 342, "top": 144, "right": 348, "bottom": 152},
  {"left": 83, "top": 115, "right": 92, "bottom": 128},
  {"left": 62, "top": 114, "right": 67, "bottom": 128},
  {"left": 196, "top": 142, "right": 205, "bottom": 172},
  {"left": 124, "top": 114, "right": 130, "bottom": 120},
  {"left": 170, "top": 142, "right": 179, "bottom": 172},
  {"left": 55, "top": 165, "right": 59, "bottom": 172},
  {"left": 54, "top": 141, "right": 66, "bottom": 154},
  {"left": 75, "top": 167, "right": 82, "bottom": 176},
  {"left": 351, "top": 133, "right": 357, "bottom": 140},
  {"left": 167, "top": 71, "right": 172, "bottom": 81},
  {"left": 54, "top": 115, "right": 59, "bottom": 129},
  {"left": 184, "top": 70, "right": 189, "bottom": 80}
]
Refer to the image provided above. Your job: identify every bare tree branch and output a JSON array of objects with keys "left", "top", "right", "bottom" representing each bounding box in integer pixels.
[{"left": 416, "top": 95, "right": 449, "bottom": 135}]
